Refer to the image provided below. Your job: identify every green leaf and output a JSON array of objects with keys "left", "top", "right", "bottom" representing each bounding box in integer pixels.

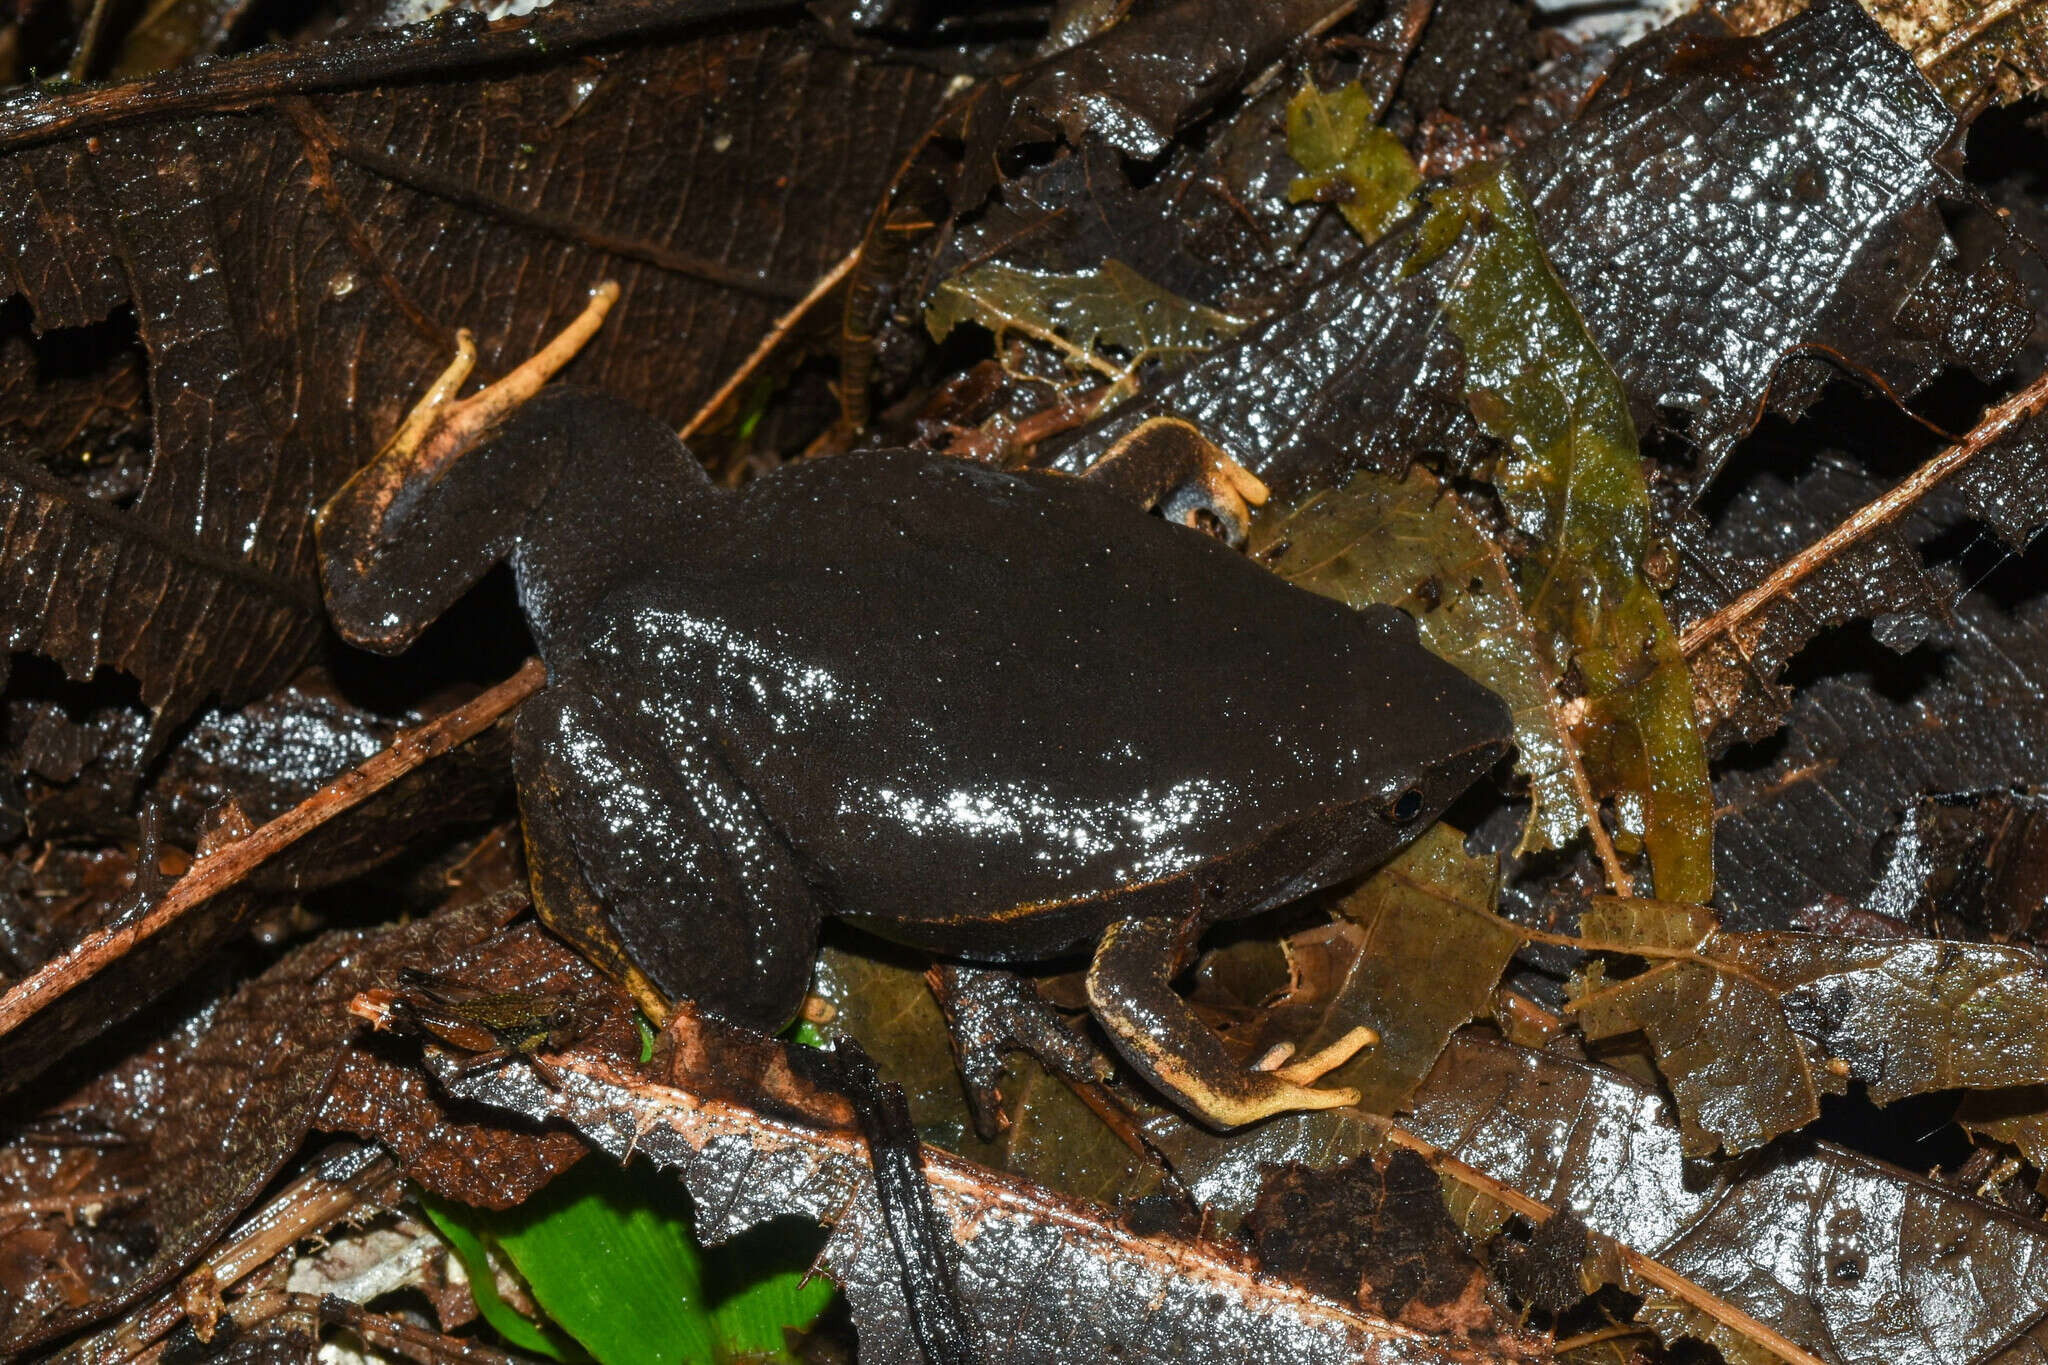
[
  {"left": 1413, "top": 163, "right": 1713, "bottom": 902},
  {"left": 421, "top": 1197, "right": 578, "bottom": 1360},
  {"left": 1284, "top": 78, "right": 1421, "bottom": 244},
  {"left": 431, "top": 1159, "right": 833, "bottom": 1365},
  {"left": 922, "top": 259, "right": 1245, "bottom": 393}
]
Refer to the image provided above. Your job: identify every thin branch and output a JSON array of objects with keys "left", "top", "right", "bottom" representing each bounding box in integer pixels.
[
  {"left": 0, "top": 659, "right": 546, "bottom": 1042},
  {"left": 677, "top": 242, "right": 864, "bottom": 442},
  {"left": 0, "top": 0, "right": 800, "bottom": 157},
  {"left": 1681, "top": 366, "right": 2048, "bottom": 660},
  {"left": 56, "top": 1150, "right": 399, "bottom": 1365},
  {"left": 0, "top": 1188, "right": 145, "bottom": 1222}
]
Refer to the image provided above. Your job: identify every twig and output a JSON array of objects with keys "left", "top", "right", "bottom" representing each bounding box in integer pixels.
[
  {"left": 1681, "top": 366, "right": 2048, "bottom": 659},
  {"left": 0, "top": 0, "right": 801, "bottom": 157},
  {"left": 0, "top": 1188, "right": 145, "bottom": 1222},
  {"left": 56, "top": 1149, "right": 399, "bottom": 1365},
  {"left": 1370, "top": 1120, "right": 1829, "bottom": 1365},
  {"left": 677, "top": 243, "right": 863, "bottom": 442},
  {"left": 1552, "top": 1324, "right": 1652, "bottom": 1353},
  {"left": 0, "top": 659, "right": 545, "bottom": 1043}
]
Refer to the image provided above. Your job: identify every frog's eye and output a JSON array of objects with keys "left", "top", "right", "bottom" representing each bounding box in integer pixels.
[{"left": 1387, "top": 788, "right": 1425, "bottom": 823}]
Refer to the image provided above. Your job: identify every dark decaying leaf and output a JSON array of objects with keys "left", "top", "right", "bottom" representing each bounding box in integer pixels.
[
  {"left": 0, "top": 5, "right": 948, "bottom": 736},
  {"left": 1697, "top": 460, "right": 2048, "bottom": 924},
  {"left": 1569, "top": 896, "right": 2048, "bottom": 1155},
  {"left": 11, "top": 671, "right": 510, "bottom": 851},
  {"left": 441, "top": 1020, "right": 1553, "bottom": 1365},
  {"left": 1406, "top": 1033, "right": 2048, "bottom": 1365},
  {"left": 1862, "top": 788, "right": 2048, "bottom": 945},
  {"left": 1246, "top": 1152, "right": 1508, "bottom": 1340},
  {"left": 0, "top": 894, "right": 522, "bottom": 1355},
  {"left": 1675, "top": 379, "right": 2048, "bottom": 750},
  {"left": 1039, "top": 0, "right": 2026, "bottom": 498}
]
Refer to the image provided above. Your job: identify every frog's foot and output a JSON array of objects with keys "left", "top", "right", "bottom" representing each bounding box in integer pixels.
[
  {"left": 1077, "top": 416, "right": 1269, "bottom": 546},
  {"left": 321, "top": 282, "right": 620, "bottom": 553},
  {"left": 1087, "top": 914, "right": 1367, "bottom": 1130},
  {"left": 928, "top": 963, "right": 1115, "bottom": 1140}
]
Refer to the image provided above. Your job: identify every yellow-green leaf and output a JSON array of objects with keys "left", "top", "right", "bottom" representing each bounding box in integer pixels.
[
  {"left": 1284, "top": 78, "right": 1421, "bottom": 245},
  {"left": 922, "top": 259, "right": 1245, "bottom": 392},
  {"left": 1414, "top": 162, "right": 1712, "bottom": 902}
]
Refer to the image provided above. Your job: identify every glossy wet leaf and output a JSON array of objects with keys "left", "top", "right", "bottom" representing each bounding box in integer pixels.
[
  {"left": 1039, "top": 0, "right": 2025, "bottom": 496},
  {"left": 923, "top": 259, "right": 1246, "bottom": 392},
  {"left": 1406, "top": 1033, "right": 2048, "bottom": 1365},
  {"left": 1285, "top": 79, "right": 1421, "bottom": 246},
  {"left": 1687, "top": 454, "right": 2048, "bottom": 919},
  {"left": 1571, "top": 896, "right": 2048, "bottom": 1155},
  {"left": 437, "top": 1157, "right": 833, "bottom": 1365},
  {"left": 1252, "top": 466, "right": 1599, "bottom": 856},
  {"left": 1415, "top": 161, "right": 1711, "bottom": 902}
]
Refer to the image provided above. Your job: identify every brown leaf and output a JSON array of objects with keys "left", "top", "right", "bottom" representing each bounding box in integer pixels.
[
  {"left": 315, "top": 921, "right": 641, "bottom": 1209},
  {"left": 1040, "top": 0, "right": 2027, "bottom": 496},
  {"left": 1247, "top": 1151, "right": 1510, "bottom": 1341},
  {"left": 0, "top": 894, "right": 520, "bottom": 1354}
]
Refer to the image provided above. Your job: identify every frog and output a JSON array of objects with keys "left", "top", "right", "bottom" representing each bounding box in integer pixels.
[{"left": 317, "top": 284, "right": 1511, "bottom": 1130}]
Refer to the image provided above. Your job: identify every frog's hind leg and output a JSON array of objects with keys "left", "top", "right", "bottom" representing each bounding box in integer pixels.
[
  {"left": 1074, "top": 417, "right": 1270, "bottom": 546},
  {"left": 514, "top": 683, "right": 824, "bottom": 1034},
  {"left": 1086, "top": 913, "right": 1374, "bottom": 1130}
]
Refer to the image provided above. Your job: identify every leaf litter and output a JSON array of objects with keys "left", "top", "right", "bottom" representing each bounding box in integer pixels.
[{"left": 6, "top": 0, "right": 2048, "bottom": 1362}]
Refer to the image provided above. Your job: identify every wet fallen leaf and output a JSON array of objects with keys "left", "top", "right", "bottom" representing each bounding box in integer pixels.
[
  {"left": 923, "top": 259, "right": 1246, "bottom": 399},
  {"left": 1285, "top": 78, "right": 1422, "bottom": 246},
  {"left": 1407, "top": 1033, "right": 2048, "bottom": 1365},
  {"left": 438, "top": 1020, "right": 1554, "bottom": 1365},
  {"left": 1416, "top": 160, "right": 1711, "bottom": 902}
]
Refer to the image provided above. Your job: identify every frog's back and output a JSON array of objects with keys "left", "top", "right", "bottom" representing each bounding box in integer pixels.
[{"left": 581, "top": 449, "right": 1503, "bottom": 956}]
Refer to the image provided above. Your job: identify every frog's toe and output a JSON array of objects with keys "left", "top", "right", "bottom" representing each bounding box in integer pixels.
[
  {"left": 1089, "top": 913, "right": 1366, "bottom": 1130},
  {"left": 1266, "top": 1025, "right": 1379, "bottom": 1086},
  {"left": 319, "top": 282, "right": 619, "bottom": 557}
]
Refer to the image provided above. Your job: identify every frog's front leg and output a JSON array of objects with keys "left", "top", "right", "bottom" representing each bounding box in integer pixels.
[
  {"left": 1072, "top": 416, "right": 1270, "bottom": 545},
  {"left": 515, "top": 682, "right": 823, "bottom": 1033},
  {"left": 1087, "top": 913, "right": 1375, "bottom": 1130}
]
